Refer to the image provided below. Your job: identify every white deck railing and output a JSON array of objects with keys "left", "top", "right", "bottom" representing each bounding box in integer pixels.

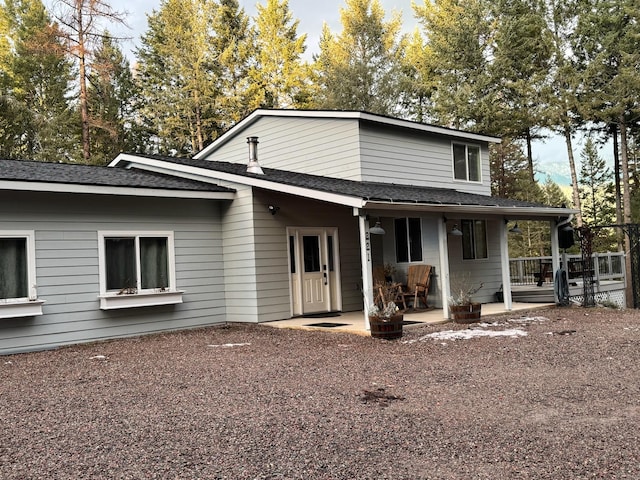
[{"left": 509, "top": 252, "right": 625, "bottom": 286}]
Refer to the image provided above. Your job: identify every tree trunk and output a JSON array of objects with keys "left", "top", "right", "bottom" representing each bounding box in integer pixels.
[
  {"left": 611, "top": 123, "right": 623, "bottom": 251},
  {"left": 563, "top": 125, "right": 582, "bottom": 227},
  {"left": 526, "top": 128, "right": 534, "bottom": 182},
  {"left": 619, "top": 117, "right": 633, "bottom": 306},
  {"left": 77, "top": 0, "right": 90, "bottom": 162}
]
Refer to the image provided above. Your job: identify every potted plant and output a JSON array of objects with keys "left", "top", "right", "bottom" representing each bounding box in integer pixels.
[
  {"left": 368, "top": 282, "right": 403, "bottom": 339},
  {"left": 448, "top": 277, "right": 484, "bottom": 324}
]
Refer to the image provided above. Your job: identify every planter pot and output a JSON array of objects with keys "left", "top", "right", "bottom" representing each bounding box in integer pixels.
[
  {"left": 450, "top": 303, "right": 481, "bottom": 324},
  {"left": 369, "top": 314, "right": 403, "bottom": 340}
]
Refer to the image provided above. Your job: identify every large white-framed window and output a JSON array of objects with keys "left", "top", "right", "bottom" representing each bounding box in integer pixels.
[
  {"left": 452, "top": 143, "right": 481, "bottom": 182},
  {"left": 461, "top": 220, "right": 488, "bottom": 260},
  {"left": 98, "top": 231, "right": 183, "bottom": 310},
  {"left": 0, "top": 231, "right": 44, "bottom": 318},
  {"left": 394, "top": 217, "right": 423, "bottom": 263}
]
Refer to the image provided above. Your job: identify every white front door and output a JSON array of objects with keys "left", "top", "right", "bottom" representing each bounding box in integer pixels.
[
  {"left": 289, "top": 228, "right": 341, "bottom": 316},
  {"left": 301, "top": 234, "right": 326, "bottom": 313}
]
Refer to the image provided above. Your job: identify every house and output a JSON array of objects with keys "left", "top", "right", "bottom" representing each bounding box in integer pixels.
[{"left": 0, "top": 109, "right": 575, "bottom": 354}]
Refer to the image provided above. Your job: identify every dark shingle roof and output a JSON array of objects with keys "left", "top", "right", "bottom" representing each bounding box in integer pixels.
[
  {"left": 0, "top": 158, "right": 234, "bottom": 193},
  {"left": 163, "top": 156, "right": 549, "bottom": 209}
]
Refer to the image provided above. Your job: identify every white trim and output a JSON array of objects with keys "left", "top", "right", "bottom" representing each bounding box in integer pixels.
[
  {"left": 363, "top": 202, "right": 578, "bottom": 218},
  {"left": 451, "top": 142, "right": 482, "bottom": 183},
  {"left": 99, "top": 290, "right": 184, "bottom": 310},
  {"left": 193, "top": 109, "right": 501, "bottom": 159},
  {"left": 0, "top": 179, "right": 234, "bottom": 200},
  {"left": 112, "top": 154, "right": 365, "bottom": 208},
  {"left": 0, "top": 299, "right": 45, "bottom": 319},
  {"left": 97, "top": 231, "right": 181, "bottom": 309},
  {"left": 0, "top": 231, "right": 40, "bottom": 308}
]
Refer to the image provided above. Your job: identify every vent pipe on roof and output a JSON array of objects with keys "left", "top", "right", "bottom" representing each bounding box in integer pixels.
[{"left": 246, "top": 136, "right": 264, "bottom": 175}]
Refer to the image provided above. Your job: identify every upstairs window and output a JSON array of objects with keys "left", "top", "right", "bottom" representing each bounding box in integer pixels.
[
  {"left": 395, "top": 218, "right": 423, "bottom": 263},
  {"left": 461, "top": 220, "right": 488, "bottom": 260},
  {"left": 453, "top": 143, "right": 481, "bottom": 182}
]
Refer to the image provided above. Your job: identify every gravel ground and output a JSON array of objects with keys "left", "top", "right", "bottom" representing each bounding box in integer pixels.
[{"left": 1, "top": 306, "right": 640, "bottom": 479}]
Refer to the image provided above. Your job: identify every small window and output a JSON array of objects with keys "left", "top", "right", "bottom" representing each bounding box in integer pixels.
[
  {"left": 453, "top": 143, "right": 481, "bottom": 182},
  {"left": 0, "top": 232, "right": 36, "bottom": 301},
  {"left": 394, "top": 218, "right": 423, "bottom": 263},
  {"left": 462, "top": 220, "right": 488, "bottom": 260},
  {"left": 99, "top": 232, "right": 175, "bottom": 295}
]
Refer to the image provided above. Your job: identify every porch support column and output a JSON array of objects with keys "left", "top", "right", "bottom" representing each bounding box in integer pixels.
[
  {"left": 438, "top": 218, "right": 451, "bottom": 319},
  {"left": 357, "top": 210, "right": 373, "bottom": 330},
  {"left": 551, "top": 220, "right": 560, "bottom": 278},
  {"left": 499, "top": 220, "right": 513, "bottom": 310}
]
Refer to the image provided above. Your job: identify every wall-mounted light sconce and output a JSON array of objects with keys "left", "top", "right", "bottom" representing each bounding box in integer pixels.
[
  {"left": 369, "top": 220, "right": 385, "bottom": 235},
  {"left": 450, "top": 224, "right": 463, "bottom": 236},
  {"left": 508, "top": 222, "right": 522, "bottom": 234},
  {"left": 268, "top": 205, "right": 280, "bottom": 215},
  {"left": 444, "top": 217, "right": 463, "bottom": 236}
]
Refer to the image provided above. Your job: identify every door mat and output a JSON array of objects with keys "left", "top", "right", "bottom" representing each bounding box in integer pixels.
[
  {"left": 402, "top": 320, "right": 425, "bottom": 325},
  {"left": 301, "top": 312, "right": 341, "bottom": 318},
  {"left": 304, "top": 322, "right": 349, "bottom": 328}
]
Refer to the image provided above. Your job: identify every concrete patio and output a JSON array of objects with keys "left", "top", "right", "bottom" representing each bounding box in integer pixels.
[{"left": 263, "top": 302, "right": 554, "bottom": 336}]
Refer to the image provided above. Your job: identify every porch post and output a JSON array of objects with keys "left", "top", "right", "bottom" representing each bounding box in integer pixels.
[
  {"left": 438, "top": 218, "right": 451, "bottom": 319},
  {"left": 551, "top": 220, "right": 560, "bottom": 280},
  {"left": 357, "top": 210, "right": 373, "bottom": 330},
  {"left": 499, "top": 220, "right": 513, "bottom": 310}
]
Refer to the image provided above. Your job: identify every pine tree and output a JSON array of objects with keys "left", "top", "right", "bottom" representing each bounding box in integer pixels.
[
  {"left": 136, "top": 0, "right": 219, "bottom": 155},
  {"left": 49, "top": 0, "right": 127, "bottom": 162},
  {"left": 87, "top": 33, "right": 139, "bottom": 165},
  {"left": 251, "top": 0, "right": 311, "bottom": 109},
  {"left": 412, "top": 0, "right": 493, "bottom": 131},
  {"left": 314, "top": 0, "right": 406, "bottom": 115},
  {"left": 0, "top": 0, "right": 77, "bottom": 161},
  {"left": 579, "top": 137, "right": 615, "bottom": 226}
]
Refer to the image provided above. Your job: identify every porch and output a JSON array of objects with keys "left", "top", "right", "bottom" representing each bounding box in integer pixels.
[{"left": 263, "top": 301, "right": 553, "bottom": 336}]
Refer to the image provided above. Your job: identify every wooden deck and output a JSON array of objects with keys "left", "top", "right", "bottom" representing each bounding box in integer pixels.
[{"left": 512, "top": 280, "right": 625, "bottom": 303}]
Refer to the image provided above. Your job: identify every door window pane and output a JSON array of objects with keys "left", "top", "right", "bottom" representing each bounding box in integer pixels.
[
  {"left": 303, "top": 236, "right": 321, "bottom": 272},
  {"left": 289, "top": 236, "right": 296, "bottom": 273}
]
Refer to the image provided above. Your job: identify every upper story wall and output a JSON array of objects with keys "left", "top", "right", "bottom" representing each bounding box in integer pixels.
[
  {"left": 201, "top": 112, "right": 494, "bottom": 196},
  {"left": 359, "top": 122, "right": 492, "bottom": 196},
  {"left": 201, "top": 116, "right": 363, "bottom": 179}
]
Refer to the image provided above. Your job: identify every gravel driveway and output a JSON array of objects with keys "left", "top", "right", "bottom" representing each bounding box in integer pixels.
[{"left": 1, "top": 306, "right": 639, "bottom": 479}]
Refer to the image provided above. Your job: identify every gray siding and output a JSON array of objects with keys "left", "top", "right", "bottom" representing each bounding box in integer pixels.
[
  {"left": 0, "top": 191, "right": 226, "bottom": 355},
  {"left": 203, "top": 116, "right": 363, "bottom": 180},
  {"left": 359, "top": 123, "right": 492, "bottom": 195},
  {"left": 447, "top": 218, "right": 503, "bottom": 303}
]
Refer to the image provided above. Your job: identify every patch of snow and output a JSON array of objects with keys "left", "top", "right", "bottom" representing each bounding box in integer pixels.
[
  {"left": 507, "top": 316, "right": 549, "bottom": 324},
  {"left": 90, "top": 355, "right": 107, "bottom": 360},
  {"left": 208, "top": 342, "right": 251, "bottom": 348},
  {"left": 407, "top": 328, "right": 528, "bottom": 343}
]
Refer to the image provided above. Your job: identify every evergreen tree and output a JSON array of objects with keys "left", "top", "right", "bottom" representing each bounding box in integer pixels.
[
  {"left": 49, "top": 0, "right": 127, "bottom": 162},
  {"left": 489, "top": 0, "right": 553, "bottom": 180},
  {"left": 210, "top": 0, "right": 255, "bottom": 129},
  {"left": 251, "top": 0, "right": 311, "bottom": 109},
  {"left": 87, "top": 33, "right": 140, "bottom": 165},
  {"left": 579, "top": 137, "right": 615, "bottom": 226},
  {"left": 0, "top": 0, "right": 77, "bottom": 161},
  {"left": 136, "top": 0, "right": 219, "bottom": 155},
  {"left": 314, "top": 0, "right": 406, "bottom": 115}
]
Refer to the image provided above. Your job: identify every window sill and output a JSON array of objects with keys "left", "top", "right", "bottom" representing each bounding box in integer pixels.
[
  {"left": 99, "top": 290, "right": 185, "bottom": 310},
  {"left": 0, "top": 299, "right": 45, "bottom": 319}
]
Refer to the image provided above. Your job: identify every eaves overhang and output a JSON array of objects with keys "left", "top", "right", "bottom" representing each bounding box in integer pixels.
[{"left": 0, "top": 179, "right": 235, "bottom": 200}]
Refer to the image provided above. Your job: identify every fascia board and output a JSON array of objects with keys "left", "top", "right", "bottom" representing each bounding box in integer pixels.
[
  {"left": 113, "top": 155, "right": 366, "bottom": 209},
  {"left": 0, "top": 180, "right": 234, "bottom": 200},
  {"left": 364, "top": 201, "right": 578, "bottom": 218}
]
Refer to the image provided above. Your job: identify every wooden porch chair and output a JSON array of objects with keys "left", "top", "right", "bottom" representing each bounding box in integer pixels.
[{"left": 400, "top": 264, "right": 433, "bottom": 310}]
